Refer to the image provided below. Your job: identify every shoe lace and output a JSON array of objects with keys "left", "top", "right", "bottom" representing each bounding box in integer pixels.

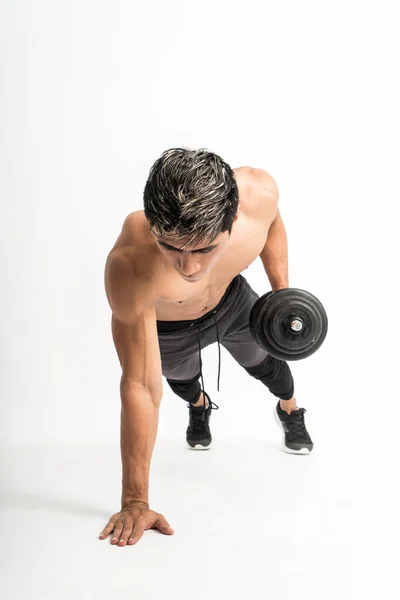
[{"left": 285, "top": 408, "right": 310, "bottom": 441}]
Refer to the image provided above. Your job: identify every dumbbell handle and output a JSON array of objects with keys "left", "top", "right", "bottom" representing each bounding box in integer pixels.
[{"left": 290, "top": 319, "right": 303, "bottom": 332}]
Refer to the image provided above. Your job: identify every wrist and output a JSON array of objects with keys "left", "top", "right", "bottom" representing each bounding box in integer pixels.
[
  {"left": 122, "top": 499, "right": 149, "bottom": 510},
  {"left": 122, "top": 489, "right": 149, "bottom": 508}
]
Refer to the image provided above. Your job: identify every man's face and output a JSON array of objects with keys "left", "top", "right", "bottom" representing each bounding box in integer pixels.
[
  {"left": 154, "top": 230, "right": 231, "bottom": 282},
  {"left": 152, "top": 207, "right": 241, "bottom": 282}
]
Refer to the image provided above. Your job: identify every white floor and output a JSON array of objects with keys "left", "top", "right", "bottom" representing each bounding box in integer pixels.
[{"left": 0, "top": 411, "right": 397, "bottom": 600}]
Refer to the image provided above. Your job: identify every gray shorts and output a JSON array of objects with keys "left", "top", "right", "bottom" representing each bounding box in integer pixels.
[{"left": 156, "top": 273, "right": 269, "bottom": 382}]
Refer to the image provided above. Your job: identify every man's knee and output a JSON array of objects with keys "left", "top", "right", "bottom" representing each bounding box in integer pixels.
[
  {"left": 244, "top": 354, "right": 286, "bottom": 380},
  {"left": 243, "top": 354, "right": 294, "bottom": 399},
  {"left": 167, "top": 371, "right": 202, "bottom": 404}
]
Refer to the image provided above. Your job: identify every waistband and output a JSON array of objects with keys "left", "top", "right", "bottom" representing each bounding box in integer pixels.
[{"left": 156, "top": 275, "right": 239, "bottom": 333}]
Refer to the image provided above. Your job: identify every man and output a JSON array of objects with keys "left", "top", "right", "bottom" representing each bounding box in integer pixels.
[{"left": 100, "top": 148, "right": 313, "bottom": 547}]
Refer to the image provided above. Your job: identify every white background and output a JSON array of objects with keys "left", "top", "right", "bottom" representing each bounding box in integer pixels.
[{"left": 0, "top": 0, "right": 399, "bottom": 598}]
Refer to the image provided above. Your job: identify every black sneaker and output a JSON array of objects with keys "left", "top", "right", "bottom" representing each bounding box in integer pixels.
[
  {"left": 274, "top": 401, "right": 314, "bottom": 454},
  {"left": 186, "top": 392, "right": 219, "bottom": 450}
]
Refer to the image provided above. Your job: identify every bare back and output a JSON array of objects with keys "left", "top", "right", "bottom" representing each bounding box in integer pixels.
[{"left": 106, "top": 167, "right": 278, "bottom": 323}]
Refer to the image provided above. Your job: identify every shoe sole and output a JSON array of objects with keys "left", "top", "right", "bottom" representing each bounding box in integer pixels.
[
  {"left": 273, "top": 407, "right": 312, "bottom": 455},
  {"left": 187, "top": 441, "right": 212, "bottom": 451}
]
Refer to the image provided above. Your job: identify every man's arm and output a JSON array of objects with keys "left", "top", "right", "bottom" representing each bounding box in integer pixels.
[
  {"left": 251, "top": 169, "right": 289, "bottom": 291},
  {"left": 259, "top": 207, "right": 289, "bottom": 291},
  {"left": 100, "top": 246, "right": 173, "bottom": 547},
  {"left": 113, "top": 313, "right": 161, "bottom": 507},
  {"left": 105, "top": 251, "right": 163, "bottom": 507}
]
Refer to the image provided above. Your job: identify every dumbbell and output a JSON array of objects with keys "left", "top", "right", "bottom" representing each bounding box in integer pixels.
[{"left": 249, "top": 288, "right": 328, "bottom": 361}]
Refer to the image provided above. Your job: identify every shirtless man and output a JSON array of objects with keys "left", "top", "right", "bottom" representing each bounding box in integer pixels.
[{"left": 100, "top": 148, "right": 313, "bottom": 547}]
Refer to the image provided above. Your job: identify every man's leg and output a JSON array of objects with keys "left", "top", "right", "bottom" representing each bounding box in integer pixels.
[
  {"left": 279, "top": 396, "right": 298, "bottom": 414},
  {"left": 222, "top": 346, "right": 313, "bottom": 452},
  {"left": 167, "top": 374, "right": 210, "bottom": 408},
  {"left": 166, "top": 369, "right": 204, "bottom": 404},
  {"left": 166, "top": 368, "right": 216, "bottom": 450},
  {"left": 157, "top": 310, "right": 223, "bottom": 450},
  {"left": 217, "top": 275, "right": 300, "bottom": 413},
  {"left": 242, "top": 353, "right": 297, "bottom": 411},
  {"left": 191, "top": 391, "right": 209, "bottom": 408}
]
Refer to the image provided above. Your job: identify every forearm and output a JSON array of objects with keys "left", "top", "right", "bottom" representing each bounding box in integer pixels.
[
  {"left": 120, "top": 383, "right": 160, "bottom": 507},
  {"left": 259, "top": 212, "right": 289, "bottom": 291}
]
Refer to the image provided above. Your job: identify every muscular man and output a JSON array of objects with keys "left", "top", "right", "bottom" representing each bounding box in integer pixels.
[{"left": 100, "top": 148, "right": 313, "bottom": 547}]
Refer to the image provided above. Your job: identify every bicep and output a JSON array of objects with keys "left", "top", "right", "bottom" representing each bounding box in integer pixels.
[
  {"left": 105, "top": 252, "right": 162, "bottom": 394},
  {"left": 111, "top": 309, "right": 163, "bottom": 395},
  {"left": 104, "top": 252, "right": 138, "bottom": 324}
]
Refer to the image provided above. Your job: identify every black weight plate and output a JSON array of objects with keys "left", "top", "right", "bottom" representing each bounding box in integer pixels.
[
  {"left": 249, "top": 291, "right": 274, "bottom": 345},
  {"left": 249, "top": 288, "right": 328, "bottom": 361},
  {"left": 268, "top": 289, "right": 327, "bottom": 359}
]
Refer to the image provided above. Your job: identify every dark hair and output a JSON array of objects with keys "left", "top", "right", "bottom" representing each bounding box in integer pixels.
[{"left": 143, "top": 147, "right": 239, "bottom": 249}]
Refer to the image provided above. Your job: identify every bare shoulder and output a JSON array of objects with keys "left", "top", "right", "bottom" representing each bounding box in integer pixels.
[
  {"left": 247, "top": 167, "right": 279, "bottom": 199},
  {"left": 107, "top": 211, "right": 146, "bottom": 252},
  {"left": 104, "top": 211, "right": 160, "bottom": 322},
  {"left": 107, "top": 211, "right": 157, "bottom": 265},
  {"left": 235, "top": 166, "right": 279, "bottom": 221}
]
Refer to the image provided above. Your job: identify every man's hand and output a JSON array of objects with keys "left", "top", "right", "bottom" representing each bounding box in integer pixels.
[{"left": 99, "top": 501, "right": 174, "bottom": 546}]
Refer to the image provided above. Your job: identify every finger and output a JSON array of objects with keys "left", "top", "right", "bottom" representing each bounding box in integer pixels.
[
  {"left": 127, "top": 522, "right": 145, "bottom": 545},
  {"left": 99, "top": 520, "right": 116, "bottom": 540},
  {"left": 110, "top": 521, "right": 124, "bottom": 544},
  {"left": 154, "top": 516, "right": 174, "bottom": 535},
  {"left": 118, "top": 522, "right": 134, "bottom": 547}
]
